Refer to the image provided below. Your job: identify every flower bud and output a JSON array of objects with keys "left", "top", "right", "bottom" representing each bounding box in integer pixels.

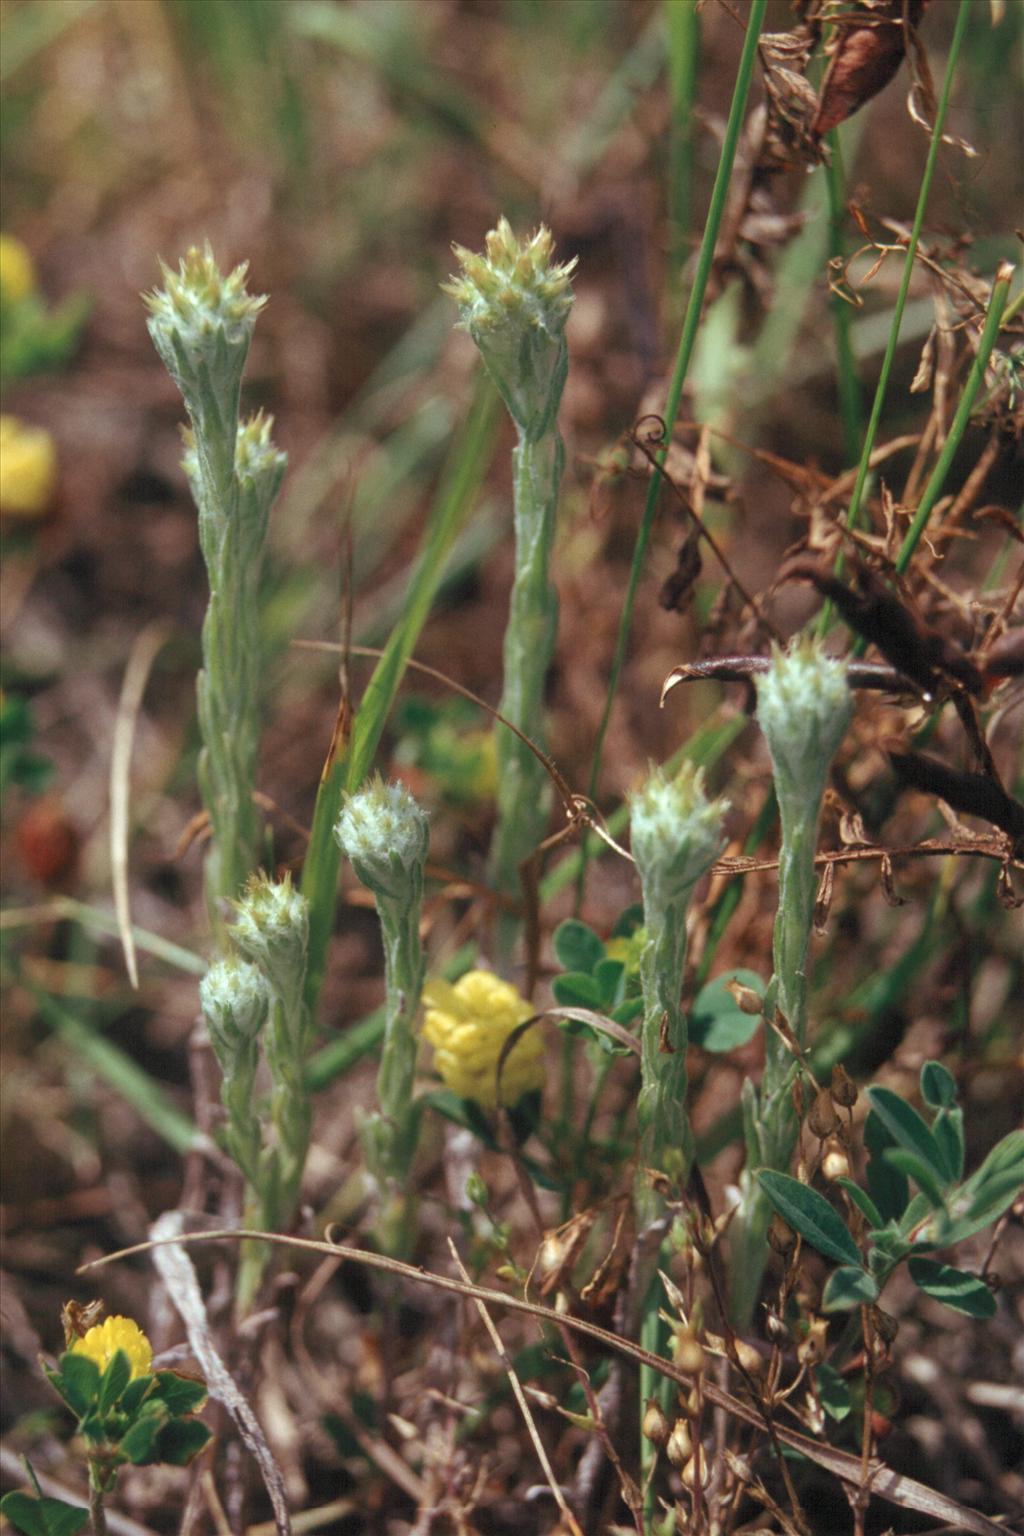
[
  {"left": 733, "top": 1339, "right": 764, "bottom": 1377},
  {"left": 681, "top": 1451, "right": 711, "bottom": 1491},
  {"left": 232, "top": 872, "right": 309, "bottom": 1003},
  {"left": 200, "top": 955, "right": 269, "bottom": 1064},
  {"left": 797, "top": 1316, "right": 828, "bottom": 1367},
  {"left": 443, "top": 217, "right": 575, "bottom": 440},
  {"left": 629, "top": 762, "right": 727, "bottom": 913},
  {"left": 145, "top": 244, "right": 264, "bottom": 421},
  {"left": 335, "top": 776, "right": 429, "bottom": 906},
  {"left": 755, "top": 636, "right": 852, "bottom": 810},
  {"left": 726, "top": 978, "right": 764, "bottom": 1016},
  {"left": 670, "top": 1326, "right": 705, "bottom": 1376},
  {"left": 830, "top": 1063, "right": 858, "bottom": 1108},
  {"left": 808, "top": 1086, "right": 840, "bottom": 1140},
  {"left": 767, "top": 1212, "right": 796, "bottom": 1255}
]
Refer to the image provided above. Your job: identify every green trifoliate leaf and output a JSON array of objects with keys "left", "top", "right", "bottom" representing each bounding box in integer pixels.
[
  {"left": 443, "top": 216, "right": 575, "bottom": 439},
  {"left": 690, "top": 968, "right": 765, "bottom": 1053},
  {"left": 0, "top": 1490, "right": 89, "bottom": 1536},
  {"left": 755, "top": 636, "right": 852, "bottom": 807},
  {"left": 814, "top": 1362, "right": 852, "bottom": 1422},
  {"left": 335, "top": 776, "right": 429, "bottom": 904},
  {"left": 629, "top": 761, "right": 727, "bottom": 912},
  {"left": 866, "top": 1085, "right": 953, "bottom": 1188},
  {"left": 144, "top": 243, "right": 264, "bottom": 415},
  {"left": 552, "top": 918, "right": 605, "bottom": 975}
]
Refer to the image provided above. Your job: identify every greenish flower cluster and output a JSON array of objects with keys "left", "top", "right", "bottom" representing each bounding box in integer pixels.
[
  {"left": 629, "top": 762, "right": 726, "bottom": 1185},
  {"left": 446, "top": 219, "right": 575, "bottom": 966},
  {"left": 198, "top": 874, "right": 311, "bottom": 1310},
  {"left": 731, "top": 636, "right": 853, "bottom": 1324},
  {"left": 444, "top": 217, "right": 576, "bottom": 442},
  {"left": 146, "top": 245, "right": 285, "bottom": 932}
]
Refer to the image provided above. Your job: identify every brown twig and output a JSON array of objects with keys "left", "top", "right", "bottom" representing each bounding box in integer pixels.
[{"left": 80, "top": 1229, "right": 1009, "bottom": 1536}]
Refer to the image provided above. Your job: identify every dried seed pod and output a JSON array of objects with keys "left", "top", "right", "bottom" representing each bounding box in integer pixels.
[
  {"left": 830, "top": 1063, "right": 858, "bottom": 1109},
  {"left": 670, "top": 1326, "right": 706, "bottom": 1376},
  {"left": 797, "top": 1317, "right": 829, "bottom": 1367},
  {"left": 642, "top": 1399, "right": 671, "bottom": 1447},
  {"left": 733, "top": 1339, "right": 765, "bottom": 1377},
  {"left": 665, "top": 1419, "right": 692, "bottom": 1468},
  {"left": 808, "top": 1086, "right": 841, "bottom": 1140},
  {"left": 768, "top": 1212, "right": 797, "bottom": 1255},
  {"left": 681, "top": 1451, "right": 711, "bottom": 1490},
  {"left": 872, "top": 1307, "right": 899, "bottom": 1346},
  {"left": 725, "top": 978, "right": 764, "bottom": 1016}
]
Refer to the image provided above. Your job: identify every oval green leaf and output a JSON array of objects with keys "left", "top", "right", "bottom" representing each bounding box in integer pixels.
[
  {"left": 756, "top": 1171, "right": 862, "bottom": 1268},
  {"left": 823, "top": 1265, "right": 879, "bottom": 1312},
  {"left": 907, "top": 1257, "right": 996, "bottom": 1319}
]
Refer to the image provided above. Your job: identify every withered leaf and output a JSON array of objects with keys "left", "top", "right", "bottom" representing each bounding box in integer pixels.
[
  {"left": 889, "top": 751, "right": 1024, "bottom": 851},
  {"left": 780, "top": 557, "right": 982, "bottom": 698},
  {"left": 814, "top": 0, "right": 930, "bottom": 139},
  {"left": 660, "top": 529, "right": 703, "bottom": 613}
]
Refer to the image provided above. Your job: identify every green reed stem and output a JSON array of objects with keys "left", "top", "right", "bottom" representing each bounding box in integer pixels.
[
  {"left": 840, "top": 0, "right": 970, "bottom": 552},
  {"left": 581, "top": 0, "right": 767, "bottom": 905},
  {"left": 665, "top": 0, "right": 700, "bottom": 300}
]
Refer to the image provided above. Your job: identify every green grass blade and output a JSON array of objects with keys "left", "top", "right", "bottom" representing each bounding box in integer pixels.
[
  {"left": 665, "top": 0, "right": 700, "bottom": 295},
  {"left": 33, "top": 988, "right": 196, "bottom": 1155},
  {"left": 301, "top": 377, "right": 500, "bottom": 1013},
  {"left": 0, "top": 898, "right": 205, "bottom": 976},
  {"left": 824, "top": 130, "right": 864, "bottom": 470},
  {"left": 893, "top": 262, "right": 1014, "bottom": 575},
  {"left": 839, "top": 0, "right": 971, "bottom": 556},
  {"left": 583, "top": 0, "right": 767, "bottom": 832}
]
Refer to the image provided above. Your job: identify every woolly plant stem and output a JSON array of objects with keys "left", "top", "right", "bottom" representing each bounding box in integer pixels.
[
  {"left": 637, "top": 900, "right": 693, "bottom": 1182},
  {"left": 490, "top": 429, "right": 562, "bottom": 965},
  {"left": 195, "top": 468, "right": 265, "bottom": 925},
  {"left": 373, "top": 886, "right": 426, "bottom": 1183}
]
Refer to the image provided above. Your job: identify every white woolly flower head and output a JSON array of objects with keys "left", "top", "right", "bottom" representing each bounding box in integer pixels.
[
  {"left": 232, "top": 872, "right": 309, "bottom": 999},
  {"left": 335, "top": 776, "right": 430, "bottom": 904},
  {"left": 200, "top": 955, "right": 269, "bottom": 1061},
  {"left": 629, "top": 761, "right": 727, "bottom": 910},
  {"left": 144, "top": 242, "right": 264, "bottom": 413},
  {"left": 443, "top": 217, "right": 576, "bottom": 439},
  {"left": 755, "top": 637, "right": 853, "bottom": 804}
]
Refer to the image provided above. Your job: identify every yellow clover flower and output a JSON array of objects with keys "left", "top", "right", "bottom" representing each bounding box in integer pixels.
[
  {"left": 0, "top": 234, "right": 36, "bottom": 304},
  {"left": 0, "top": 415, "right": 58, "bottom": 517},
  {"left": 422, "top": 970, "right": 544, "bottom": 1109},
  {"left": 71, "top": 1316, "right": 153, "bottom": 1380}
]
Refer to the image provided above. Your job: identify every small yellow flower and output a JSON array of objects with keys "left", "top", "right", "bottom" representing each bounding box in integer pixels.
[
  {"left": 0, "top": 415, "right": 58, "bottom": 517},
  {"left": 71, "top": 1316, "right": 153, "bottom": 1380},
  {"left": 460, "top": 729, "right": 498, "bottom": 801},
  {"left": 422, "top": 970, "right": 544, "bottom": 1109},
  {"left": 605, "top": 927, "right": 647, "bottom": 973},
  {"left": 0, "top": 234, "right": 36, "bottom": 304}
]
